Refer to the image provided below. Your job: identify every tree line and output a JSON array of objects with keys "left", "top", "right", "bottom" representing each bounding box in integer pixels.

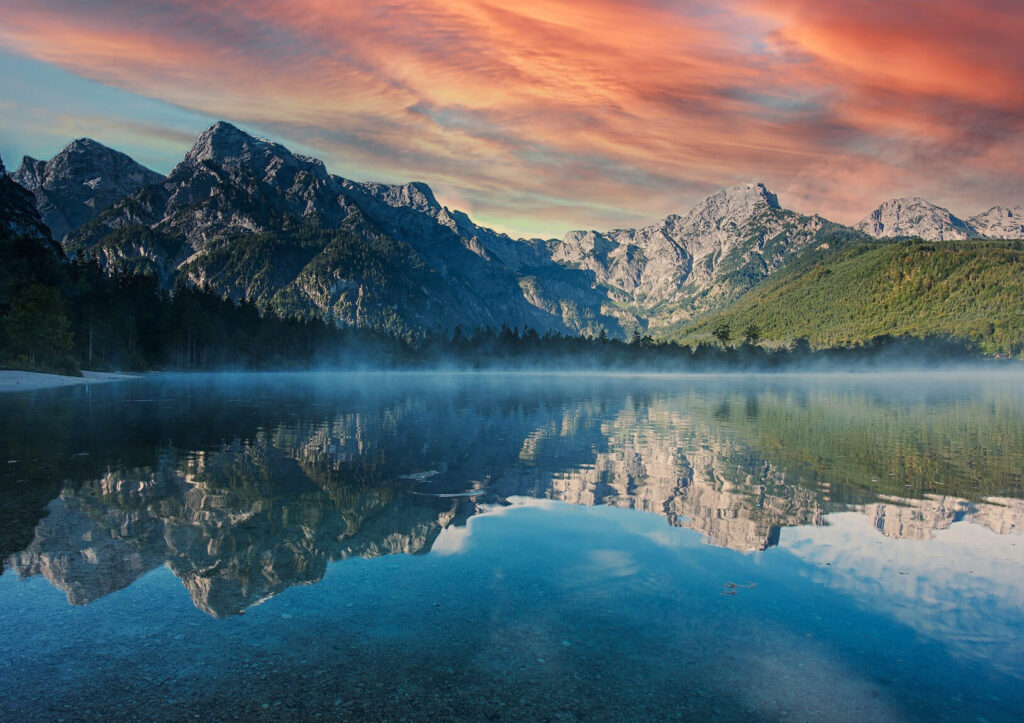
[
  {"left": 0, "top": 230, "right": 998, "bottom": 376},
  {"left": 677, "top": 240, "right": 1024, "bottom": 358},
  {"left": 410, "top": 323, "right": 986, "bottom": 370},
  {"left": 0, "top": 236, "right": 405, "bottom": 374}
]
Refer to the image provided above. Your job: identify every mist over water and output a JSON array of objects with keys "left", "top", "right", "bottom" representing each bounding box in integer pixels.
[{"left": 1, "top": 371, "right": 1022, "bottom": 721}]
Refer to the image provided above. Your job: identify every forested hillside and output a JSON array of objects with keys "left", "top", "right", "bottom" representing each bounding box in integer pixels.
[{"left": 676, "top": 240, "right": 1024, "bottom": 357}]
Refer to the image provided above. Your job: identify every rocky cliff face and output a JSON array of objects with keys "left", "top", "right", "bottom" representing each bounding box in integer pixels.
[
  {"left": 855, "top": 197, "right": 1024, "bottom": 241},
  {"left": 554, "top": 183, "right": 836, "bottom": 329},
  {"left": 12, "top": 138, "right": 162, "bottom": 241},
  {"left": 57, "top": 123, "right": 860, "bottom": 337},
  {"left": 968, "top": 205, "right": 1024, "bottom": 239},
  {"left": 855, "top": 197, "right": 976, "bottom": 240},
  {"left": 65, "top": 122, "right": 619, "bottom": 336},
  {"left": 0, "top": 152, "right": 54, "bottom": 242}
]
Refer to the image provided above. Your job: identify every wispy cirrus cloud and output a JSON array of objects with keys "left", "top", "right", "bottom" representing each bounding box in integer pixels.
[{"left": 1, "top": 0, "right": 1020, "bottom": 236}]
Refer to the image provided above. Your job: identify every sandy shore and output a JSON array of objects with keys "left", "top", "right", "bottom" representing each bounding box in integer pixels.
[{"left": 0, "top": 370, "right": 139, "bottom": 393}]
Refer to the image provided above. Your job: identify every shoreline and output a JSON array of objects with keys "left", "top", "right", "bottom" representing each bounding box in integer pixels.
[
  {"left": 0, "top": 370, "right": 140, "bottom": 393},
  {"left": 1, "top": 365, "right": 1021, "bottom": 393}
]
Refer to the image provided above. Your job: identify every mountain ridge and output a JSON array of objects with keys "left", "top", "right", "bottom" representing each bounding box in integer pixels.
[
  {"left": 63, "top": 122, "right": 620, "bottom": 336},
  {"left": 855, "top": 197, "right": 1024, "bottom": 241},
  {"left": 6, "top": 121, "right": 1022, "bottom": 341},
  {"left": 68, "top": 121, "right": 852, "bottom": 336},
  {"left": 13, "top": 123, "right": 1024, "bottom": 247},
  {"left": 553, "top": 181, "right": 849, "bottom": 328},
  {"left": 969, "top": 204, "right": 1024, "bottom": 239}
]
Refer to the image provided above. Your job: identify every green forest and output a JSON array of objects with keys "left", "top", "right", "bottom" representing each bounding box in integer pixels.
[
  {"left": 0, "top": 230, "right": 406, "bottom": 375},
  {"left": 675, "top": 240, "right": 1024, "bottom": 357}
]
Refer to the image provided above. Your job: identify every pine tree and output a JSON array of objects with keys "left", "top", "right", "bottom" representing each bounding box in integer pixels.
[{"left": 3, "top": 284, "right": 76, "bottom": 373}]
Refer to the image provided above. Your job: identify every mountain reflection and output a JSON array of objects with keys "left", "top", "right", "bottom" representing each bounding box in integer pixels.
[
  {"left": 4, "top": 375, "right": 1023, "bottom": 616},
  {"left": 8, "top": 445, "right": 469, "bottom": 617}
]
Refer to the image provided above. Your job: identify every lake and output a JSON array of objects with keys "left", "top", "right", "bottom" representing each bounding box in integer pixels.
[{"left": 1, "top": 371, "right": 1022, "bottom": 721}]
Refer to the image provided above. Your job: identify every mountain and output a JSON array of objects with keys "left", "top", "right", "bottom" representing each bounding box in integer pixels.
[
  {"left": 12, "top": 138, "right": 162, "bottom": 241},
  {"left": 969, "top": 205, "right": 1024, "bottom": 239},
  {"left": 855, "top": 197, "right": 978, "bottom": 241},
  {"left": 29, "top": 121, "right": 1022, "bottom": 340},
  {"left": 0, "top": 152, "right": 52, "bottom": 242},
  {"left": 855, "top": 198, "right": 1024, "bottom": 241},
  {"left": 61, "top": 122, "right": 862, "bottom": 337},
  {"left": 554, "top": 183, "right": 864, "bottom": 329},
  {"left": 327, "top": 177, "right": 620, "bottom": 334},
  {"left": 675, "top": 239, "right": 1024, "bottom": 355},
  {"left": 66, "top": 122, "right": 619, "bottom": 336},
  {"left": 1, "top": 150, "right": 65, "bottom": 309}
]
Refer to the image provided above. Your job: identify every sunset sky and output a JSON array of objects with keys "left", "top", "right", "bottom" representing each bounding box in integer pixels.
[{"left": 1, "top": 0, "right": 1021, "bottom": 238}]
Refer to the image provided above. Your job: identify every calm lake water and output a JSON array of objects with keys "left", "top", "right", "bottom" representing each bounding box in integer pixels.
[{"left": 1, "top": 371, "right": 1022, "bottom": 721}]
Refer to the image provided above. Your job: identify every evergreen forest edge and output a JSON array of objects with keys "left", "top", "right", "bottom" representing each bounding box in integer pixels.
[{"left": 1, "top": 229, "right": 1017, "bottom": 376}]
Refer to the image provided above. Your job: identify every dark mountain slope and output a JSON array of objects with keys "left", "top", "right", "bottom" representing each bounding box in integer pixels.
[
  {"left": 13, "top": 139, "right": 162, "bottom": 241},
  {"left": 65, "top": 122, "right": 622, "bottom": 336}
]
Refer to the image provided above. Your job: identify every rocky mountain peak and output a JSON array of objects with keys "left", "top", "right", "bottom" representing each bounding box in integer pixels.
[
  {"left": 11, "top": 138, "right": 162, "bottom": 240},
  {"left": 667, "top": 182, "right": 787, "bottom": 264},
  {"left": 681, "top": 182, "right": 780, "bottom": 227},
  {"left": 185, "top": 121, "right": 257, "bottom": 162},
  {"left": 551, "top": 180, "right": 821, "bottom": 332},
  {"left": 183, "top": 121, "right": 328, "bottom": 183},
  {"left": 880, "top": 196, "right": 931, "bottom": 209},
  {"left": 968, "top": 205, "right": 1024, "bottom": 239},
  {"left": 0, "top": 152, "right": 6, "bottom": 177},
  {"left": 407, "top": 181, "right": 439, "bottom": 206},
  {"left": 13, "top": 155, "right": 43, "bottom": 188},
  {"left": 725, "top": 181, "right": 779, "bottom": 208},
  {"left": 855, "top": 197, "right": 976, "bottom": 241},
  {"left": 390, "top": 181, "right": 440, "bottom": 211},
  {"left": 17, "top": 137, "right": 157, "bottom": 181},
  {"left": 65, "top": 137, "right": 107, "bottom": 154}
]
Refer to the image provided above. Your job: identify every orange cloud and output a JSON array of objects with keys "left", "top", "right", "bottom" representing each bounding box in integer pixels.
[
  {"left": 1, "top": 0, "right": 1020, "bottom": 235},
  {"left": 748, "top": 0, "right": 1024, "bottom": 106}
]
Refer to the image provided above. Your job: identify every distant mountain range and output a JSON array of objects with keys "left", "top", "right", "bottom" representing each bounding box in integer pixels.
[
  {"left": 2, "top": 121, "right": 1022, "bottom": 343},
  {"left": 854, "top": 197, "right": 1024, "bottom": 241}
]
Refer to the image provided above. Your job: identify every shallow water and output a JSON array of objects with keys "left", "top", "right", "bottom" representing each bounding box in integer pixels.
[{"left": 1, "top": 371, "right": 1022, "bottom": 721}]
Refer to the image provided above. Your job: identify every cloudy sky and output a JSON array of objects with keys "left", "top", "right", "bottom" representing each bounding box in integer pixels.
[{"left": 1, "top": 0, "right": 1021, "bottom": 237}]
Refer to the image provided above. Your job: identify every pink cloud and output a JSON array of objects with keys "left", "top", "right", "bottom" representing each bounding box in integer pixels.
[{"left": 1, "top": 0, "right": 1019, "bottom": 235}]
